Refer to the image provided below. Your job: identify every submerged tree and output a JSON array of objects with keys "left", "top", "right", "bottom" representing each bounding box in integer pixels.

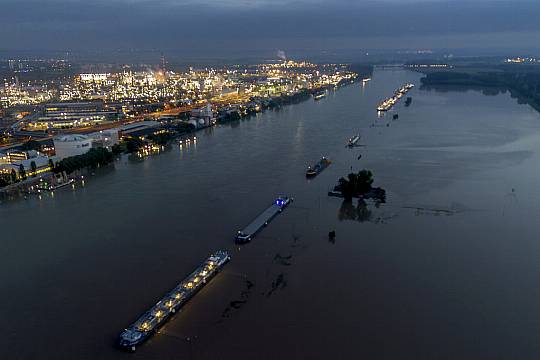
[
  {"left": 335, "top": 169, "right": 374, "bottom": 200},
  {"left": 18, "top": 164, "right": 26, "bottom": 180},
  {"left": 30, "top": 161, "right": 37, "bottom": 177},
  {"left": 338, "top": 199, "right": 373, "bottom": 223}
]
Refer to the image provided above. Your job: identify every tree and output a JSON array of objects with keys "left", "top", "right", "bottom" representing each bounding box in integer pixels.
[
  {"left": 48, "top": 159, "right": 55, "bottom": 171},
  {"left": 126, "top": 138, "right": 144, "bottom": 153},
  {"left": 355, "top": 170, "right": 374, "bottom": 195},
  {"left": 111, "top": 144, "right": 123, "bottom": 155},
  {"left": 0, "top": 176, "right": 9, "bottom": 188},
  {"left": 334, "top": 169, "right": 374, "bottom": 200},
  {"left": 147, "top": 132, "right": 173, "bottom": 145},
  {"left": 20, "top": 140, "right": 41, "bottom": 151},
  {"left": 55, "top": 147, "right": 114, "bottom": 175},
  {"left": 10, "top": 169, "right": 17, "bottom": 183},
  {"left": 30, "top": 161, "right": 37, "bottom": 177},
  {"left": 18, "top": 164, "right": 26, "bottom": 180}
]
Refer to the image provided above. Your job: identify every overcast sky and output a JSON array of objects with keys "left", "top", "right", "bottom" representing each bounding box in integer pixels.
[{"left": 1, "top": 0, "right": 539, "bottom": 56}]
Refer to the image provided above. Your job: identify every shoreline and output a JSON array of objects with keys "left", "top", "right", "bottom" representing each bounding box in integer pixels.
[
  {"left": 419, "top": 71, "right": 540, "bottom": 114},
  {"left": 0, "top": 78, "right": 363, "bottom": 202}
]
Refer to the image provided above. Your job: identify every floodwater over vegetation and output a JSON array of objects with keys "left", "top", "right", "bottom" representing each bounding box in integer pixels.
[{"left": 2, "top": 69, "right": 540, "bottom": 359}]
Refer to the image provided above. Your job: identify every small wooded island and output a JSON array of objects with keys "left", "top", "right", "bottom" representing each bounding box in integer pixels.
[{"left": 329, "top": 169, "right": 386, "bottom": 202}]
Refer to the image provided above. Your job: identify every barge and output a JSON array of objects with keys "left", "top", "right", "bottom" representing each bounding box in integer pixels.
[
  {"left": 377, "top": 83, "right": 414, "bottom": 111},
  {"left": 235, "top": 196, "right": 292, "bottom": 243},
  {"left": 306, "top": 157, "right": 331, "bottom": 178},
  {"left": 118, "top": 250, "right": 231, "bottom": 351}
]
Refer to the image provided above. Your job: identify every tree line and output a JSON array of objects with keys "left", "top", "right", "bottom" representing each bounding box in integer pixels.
[{"left": 53, "top": 147, "right": 114, "bottom": 175}]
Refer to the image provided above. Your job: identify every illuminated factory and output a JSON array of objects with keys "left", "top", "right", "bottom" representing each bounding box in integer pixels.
[{"left": 29, "top": 101, "right": 122, "bottom": 130}]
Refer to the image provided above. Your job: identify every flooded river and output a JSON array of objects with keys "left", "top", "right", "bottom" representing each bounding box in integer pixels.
[{"left": 2, "top": 69, "right": 540, "bottom": 359}]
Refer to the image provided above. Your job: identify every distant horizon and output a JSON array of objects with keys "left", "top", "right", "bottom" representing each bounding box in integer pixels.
[
  {"left": 2, "top": 0, "right": 540, "bottom": 58},
  {"left": 1, "top": 46, "right": 540, "bottom": 65}
]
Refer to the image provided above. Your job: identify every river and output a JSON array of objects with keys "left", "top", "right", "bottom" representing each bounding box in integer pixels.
[{"left": 2, "top": 69, "right": 540, "bottom": 359}]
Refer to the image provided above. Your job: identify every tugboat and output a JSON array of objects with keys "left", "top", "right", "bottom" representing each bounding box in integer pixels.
[
  {"left": 306, "top": 157, "right": 331, "bottom": 178},
  {"left": 347, "top": 135, "right": 360, "bottom": 147}
]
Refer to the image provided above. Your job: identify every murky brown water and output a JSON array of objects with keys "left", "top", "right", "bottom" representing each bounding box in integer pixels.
[{"left": 3, "top": 69, "right": 540, "bottom": 359}]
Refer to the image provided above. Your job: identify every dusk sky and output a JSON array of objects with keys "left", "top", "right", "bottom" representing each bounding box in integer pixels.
[{"left": 2, "top": 0, "right": 540, "bottom": 54}]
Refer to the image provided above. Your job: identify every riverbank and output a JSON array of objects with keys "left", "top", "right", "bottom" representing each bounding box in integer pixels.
[
  {"left": 419, "top": 67, "right": 540, "bottom": 113},
  {"left": 0, "top": 77, "right": 363, "bottom": 202},
  {"left": 0, "top": 173, "right": 52, "bottom": 198}
]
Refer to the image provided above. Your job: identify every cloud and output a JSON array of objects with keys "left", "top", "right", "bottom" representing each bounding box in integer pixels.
[{"left": 1, "top": 0, "right": 540, "bottom": 53}]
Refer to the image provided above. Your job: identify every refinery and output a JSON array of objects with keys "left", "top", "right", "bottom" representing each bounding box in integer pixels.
[{"left": 0, "top": 60, "right": 367, "bottom": 193}]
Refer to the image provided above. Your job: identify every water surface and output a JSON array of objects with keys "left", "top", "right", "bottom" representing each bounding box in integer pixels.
[{"left": 2, "top": 69, "right": 540, "bottom": 359}]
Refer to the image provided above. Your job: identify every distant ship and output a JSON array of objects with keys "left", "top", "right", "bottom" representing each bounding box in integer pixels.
[
  {"left": 306, "top": 157, "right": 331, "bottom": 178},
  {"left": 347, "top": 135, "right": 360, "bottom": 147},
  {"left": 377, "top": 83, "right": 414, "bottom": 111},
  {"left": 313, "top": 91, "right": 326, "bottom": 100}
]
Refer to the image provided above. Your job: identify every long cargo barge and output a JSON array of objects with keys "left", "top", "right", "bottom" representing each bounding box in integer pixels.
[
  {"left": 306, "top": 157, "right": 331, "bottom": 178},
  {"left": 377, "top": 83, "right": 414, "bottom": 111},
  {"left": 235, "top": 196, "right": 292, "bottom": 243},
  {"left": 118, "top": 251, "right": 231, "bottom": 351}
]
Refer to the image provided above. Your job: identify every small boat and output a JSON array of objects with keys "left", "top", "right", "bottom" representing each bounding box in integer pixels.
[
  {"left": 347, "top": 135, "right": 360, "bottom": 147},
  {"left": 313, "top": 91, "right": 326, "bottom": 100}
]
